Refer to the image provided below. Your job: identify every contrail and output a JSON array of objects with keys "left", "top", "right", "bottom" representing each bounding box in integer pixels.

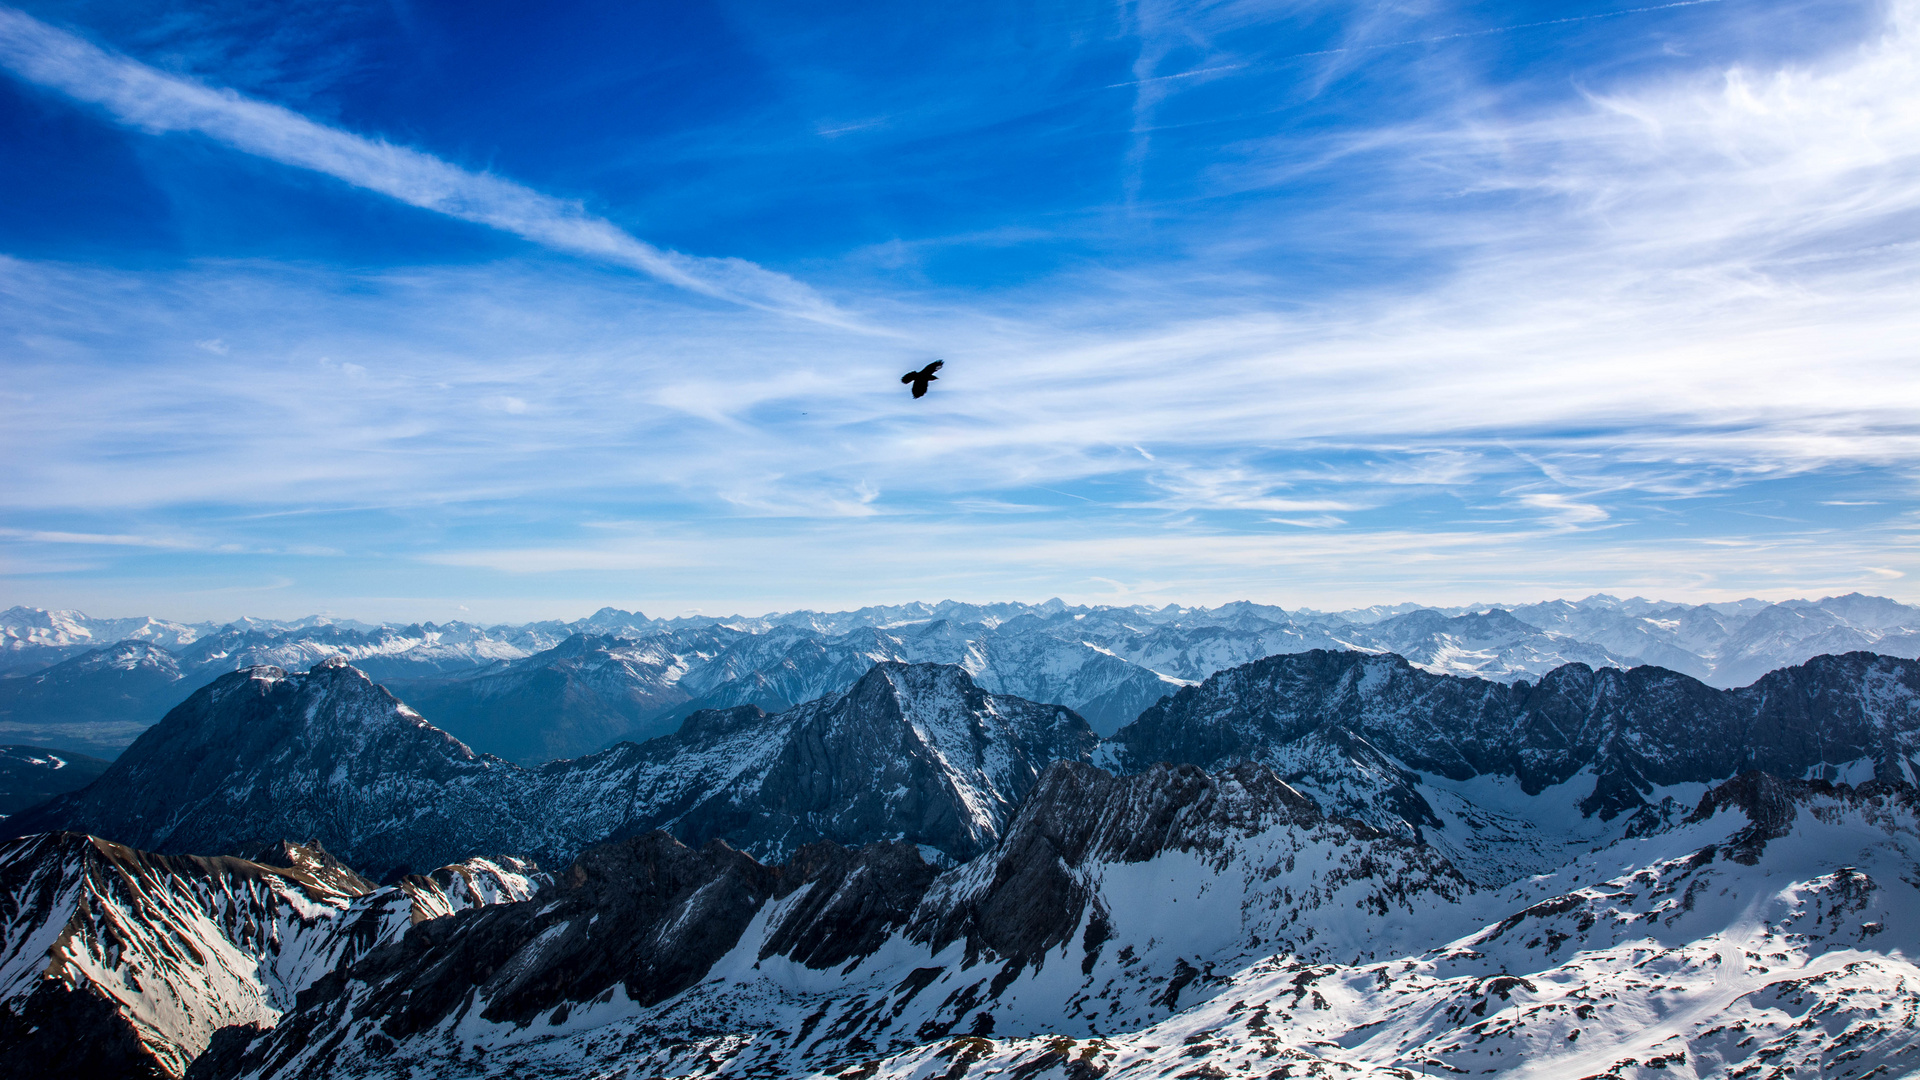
[{"left": 0, "top": 6, "right": 863, "bottom": 328}]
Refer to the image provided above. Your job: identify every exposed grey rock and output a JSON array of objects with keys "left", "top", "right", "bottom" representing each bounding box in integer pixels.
[
  {"left": 7, "top": 659, "right": 1095, "bottom": 875},
  {"left": 182, "top": 756, "right": 1480, "bottom": 1080},
  {"left": 189, "top": 832, "right": 937, "bottom": 1080},
  {"left": 1109, "top": 649, "right": 1920, "bottom": 837},
  {"left": 0, "top": 832, "right": 536, "bottom": 1080},
  {"left": 909, "top": 760, "right": 1333, "bottom": 968}
]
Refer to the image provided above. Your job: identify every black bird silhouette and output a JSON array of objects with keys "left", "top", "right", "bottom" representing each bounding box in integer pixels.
[{"left": 901, "top": 359, "right": 944, "bottom": 399}]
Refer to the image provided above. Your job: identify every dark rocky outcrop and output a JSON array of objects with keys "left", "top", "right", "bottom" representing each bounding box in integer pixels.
[
  {"left": 911, "top": 759, "right": 1334, "bottom": 968},
  {"left": 1109, "top": 649, "right": 1920, "bottom": 833},
  {"left": 5, "top": 660, "right": 507, "bottom": 880},
  {"left": 761, "top": 841, "right": 941, "bottom": 969},
  {"left": 7, "top": 658, "right": 1091, "bottom": 877},
  {"left": 193, "top": 832, "right": 937, "bottom": 1079},
  {"left": 658, "top": 661, "right": 1097, "bottom": 860},
  {"left": 1684, "top": 770, "right": 1919, "bottom": 864}
]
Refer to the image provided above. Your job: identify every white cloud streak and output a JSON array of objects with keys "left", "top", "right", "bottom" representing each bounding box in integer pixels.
[
  {"left": 5, "top": 3, "right": 1920, "bottom": 612},
  {"left": 0, "top": 6, "right": 857, "bottom": 326}
]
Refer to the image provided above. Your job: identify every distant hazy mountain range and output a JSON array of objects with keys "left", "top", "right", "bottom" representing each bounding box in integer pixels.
[{"left": 5, "top": 594, "right": 1919, "bottom": 761}]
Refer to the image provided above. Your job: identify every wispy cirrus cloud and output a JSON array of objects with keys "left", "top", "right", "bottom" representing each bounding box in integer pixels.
[
  {"left": 4, "top": 1, "right": 1920, "bottom": 618},
  {"left": 0, "top": 5, "right": 857, "bottom": 326}
]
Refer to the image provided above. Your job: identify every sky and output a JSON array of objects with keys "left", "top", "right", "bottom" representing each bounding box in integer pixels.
[{"left": 1, "top": 0, "right": 1917, "bottom": 623}]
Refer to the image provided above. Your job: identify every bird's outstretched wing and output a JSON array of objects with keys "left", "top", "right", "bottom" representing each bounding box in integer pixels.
[
  {"left": 925, "top": 359, "right": 944, "bottom": 375},
  {"left": 901, "top": 371, "right": 916, "bottom": 384}
]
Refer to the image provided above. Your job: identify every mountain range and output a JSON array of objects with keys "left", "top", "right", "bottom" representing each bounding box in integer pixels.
[
  {"left": 6, "top": 592, "right": 1920, "bottom": 762},
  {"left": 3, "top": 593, "right": 1920, "bottom": 1078},
  {"left": 0, "top": 643, "right": 1914, "bottom": 1078}
]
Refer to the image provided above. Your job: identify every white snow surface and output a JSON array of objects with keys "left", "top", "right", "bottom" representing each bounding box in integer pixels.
[
  {"left": 0, "top": 833, "right": 545, "bottom": 1078},
  {"left": 220, "top": 776, "right": 1920, "bottom": 1080}
]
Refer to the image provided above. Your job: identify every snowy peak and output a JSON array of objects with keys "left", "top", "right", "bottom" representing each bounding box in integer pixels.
[
  {"left": 1111, "top": 649, "right": 1920, "bottom": 843},
  {"left": 6, "top": 658, "right": 1096, "bottom": 874},
  {"left": 6, "top": 660, "right": 499, "bottom": 879},
  {"left": 0, "top": 831, "right": 543, "bottom": 1079},
  {"left": 661, "top": 661, "right": 1097, "bottom": 862},
  {"left": 193, "top": 832, "right": 936, "bottom": 1079}
]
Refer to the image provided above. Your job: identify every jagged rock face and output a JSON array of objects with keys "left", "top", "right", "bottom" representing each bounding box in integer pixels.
[
  {"left": 0, "top": 745, "right": 110, "bottom": 816},
  {"left": 9, "top": 659, "right": 1094, "bottom": 874},
  {"left": 659, "top": 661, "right": 1098, "bottom": 860},
  {"left": 0, "top": 832, "right": 540, "bottom": 1080},
  {"left": 183, "top": 758, "right": 1480, "bottom": 1080},
  {"left": 6, "top": 659, "right": 510, "bottom": 880},
  {"left": 194, "top": 833, "right": 937, "bottom": 1080},
  {"left": 909, "top": 761, "right": 1328, "bottom": 966},
  {"left": 531, "top": 661, "right": 1098, "bottom": 864},
  {"left": 911, "top": 759, "right": 1468, "bottom": 979},
  {"left": 0, "top": 829, "right": 543, "bottom": 1080},
  {"left": 1110, "top": 649, "right": 1920, "bottom": 832},
  {"left": 183, "top": 767, "right": 1920, "bottom": 1080}
]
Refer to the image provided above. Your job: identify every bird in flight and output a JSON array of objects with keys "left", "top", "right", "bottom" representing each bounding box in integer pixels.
[{"left": 901, "top": 359, "right": 944, "bottom": 399}]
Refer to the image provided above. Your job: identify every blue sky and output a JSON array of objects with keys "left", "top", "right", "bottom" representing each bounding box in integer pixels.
[{"left": 1, "top": 0, "right": 1916, "bottom": 622}]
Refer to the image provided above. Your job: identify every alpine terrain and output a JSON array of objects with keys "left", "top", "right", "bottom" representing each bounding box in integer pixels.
[
  {"left": 7, "top": 593, "right": 1918, "bottom": 760},
  {"left": 0, "top": 622, "right": 1916, "bottom": 1078}
]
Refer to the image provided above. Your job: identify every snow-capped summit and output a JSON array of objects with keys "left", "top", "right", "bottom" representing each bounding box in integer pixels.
[{"left": 6, "top": 658, "right": 1095, "bottom": 874}]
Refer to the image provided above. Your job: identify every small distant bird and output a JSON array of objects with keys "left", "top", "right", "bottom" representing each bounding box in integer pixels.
[{"left": 901, "top": 359, "right": 944, "bottom": 399}]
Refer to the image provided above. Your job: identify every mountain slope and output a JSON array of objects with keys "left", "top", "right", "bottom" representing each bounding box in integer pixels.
[
  {"left": 0, "top": 833, "right": 541, "bottom": 1080},
  {"left": 189, "top": 755, "right": 1473, "bottom": 1079},
  {"left": 0, "top": 745, "right": 110, "bottom": 816},
  {"left": 5, "top": 659, "right": 511, "bottom": 880},
  {"left": 184, "top": 765, "right": 1920, "bottom": 1080},
  {"left": 0, "top": 641, "right": 188, "bottom": 755},
  {"left": 1106, "top": 649, "right": 1920, "bottom": 884},
  {"left": 7, "top": 658, "right": 1096, "bottom": 874}
]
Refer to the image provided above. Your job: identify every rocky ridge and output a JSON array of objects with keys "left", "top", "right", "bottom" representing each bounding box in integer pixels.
[
  {"left": 7, "top": 658, "right": 1095, "bottom": 875},
  {"left": 183, "top": 763, "right": 1920, "bottom": 1080},
  {"left": 1107, "top": 649, "right": 1920, "bottom": 882},
  {"left": 0, "top": 833, "right": 541, "bottom": 1079},
  {"left": 3, "top": 641, "right": 1919, "bottom": 1077},
  {"left": 10, "top": 592, "right": 1919, "bottom": 761}
]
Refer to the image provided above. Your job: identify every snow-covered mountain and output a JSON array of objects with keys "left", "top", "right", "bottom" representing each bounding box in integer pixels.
[
  {"left": 0, "top": 641, "right": 190, "bottom": 755},
  {"left": 0, "top": 607, "right": 207, "bottom": 675},
  {"left": 7, "top": 658, "right": 1095, "bottom": 875},
  {"left": 183, "top": 762, "right": 1920, "bottom": 1080},
  {"left": 6, "top": 593, "right": 1919, "bottom": 761},
  {"left": 2, "top": 646, "right": 1918, "bottom": 1079},
  {"left": 1106, "top": 648, "right": 1920, "bottom": 885},
  {"left": 0, "top": 832, "right": 541, "bottom": 1078}
]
